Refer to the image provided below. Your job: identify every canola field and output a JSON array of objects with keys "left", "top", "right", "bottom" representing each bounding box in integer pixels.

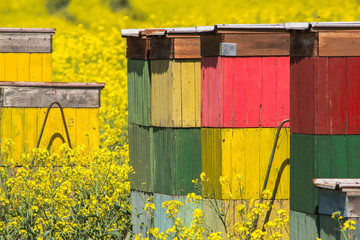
[{"left": 0, "top": 0, "right": 359, "bottom": 239}]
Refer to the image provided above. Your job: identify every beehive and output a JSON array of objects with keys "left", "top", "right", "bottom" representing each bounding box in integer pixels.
[
  {"left": 0, "top": 28, "right": 55, "bottom": 82},
  {"left": 0, "top": 82, "right": 104, "bottom": 159},
  {"left": 289, "top": 22, "right": 360, "bottom": 239},
  {"left": 200, "top": 24, "right": 290, "bottom": 201}
]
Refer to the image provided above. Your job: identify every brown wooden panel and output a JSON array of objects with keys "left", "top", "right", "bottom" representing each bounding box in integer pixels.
[
  {"left": 319, "top": 31, "right": 360, "bottom": 56},
  {"left": 126, "top": 37, "right": 150, "bottom": 59},
  {"left": 149, "top": 38, "right": 173, "bottom": 59},
  {"left": 201, "top": 34, "right": 223, "bottom": 57},
  {"left": 290, "top": 32, "right": 318, "bottom": 57},
  {"left": 173, "top": 37, "right": 200, "bottom": 59},
  {"left": 224, "top": 33, "right": 290, "bottom": 56}
]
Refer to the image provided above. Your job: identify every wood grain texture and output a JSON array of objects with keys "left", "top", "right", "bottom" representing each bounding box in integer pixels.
[
  {"left": 151, "top": 59, "right": 201, "bottom": 128},
  {"left": 0, "top": 33, "right": 53, "bottom": 53},
  {"left": 319, "top": 31, "right": 360, "bottom": 56},
  {"left": 291, "top": 57, "right": 360, "bottom": 134},
  {"left": 0, "top": 53, "right": 52, "bottom": 82},
  {"left": 0, "top": 87, "right": 101, "bottom": 108},
  {"left": 202, "top": 128, "right": 290, "bottom": 200},
  {"left": 201, "top": 33, "right": 290, "bottom": 57},
  {"left": 202, "top": 57, "right": 290, "bottom": 128},
  {"left": 127, "top": 59, "right": 151, "bottom": 126},
  {"left": 290, "top": 134, "right": 360, "bottom": 214},
  {"left": 126, "top": 37, "right": 150, "bottom": 59},
  {"left": 128, "top": 124, "right": 154, "bottom": 192},
  {"left": 131, "top": 190, "right": 154, "bottom": 239},
  {"left": 0, "top": 108, "right": 99, "bottom": 161},
  {"left": 290, "top": 31, "right": 318, "bottom": 57},
  {"left": 153, "top": 128, "right": 201, "bottom": 195}
]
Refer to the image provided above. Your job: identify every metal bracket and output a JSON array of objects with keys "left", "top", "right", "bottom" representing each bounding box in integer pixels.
[{"left": 219, "top": 43, "right": 236, "bottom": 56}]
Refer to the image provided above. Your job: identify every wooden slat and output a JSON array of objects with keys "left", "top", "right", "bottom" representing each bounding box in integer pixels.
[
  {"left": 0, "top": 33, "right": 53, "bottom": 53},
  {"left": 289, "top": 211, "right": 320, "bottom": 240},
  {"left": 319, "top": 31, "right": 360, "bottom": 56},
  {"left": 126, "top": 37, "right": 150, "bottom": 60},
  {"left": 149, "top": 38, "right": 172, "bottom": 59},
  {"left": 173, "top": 38, "right": 200, "bottom": 59},
  {"left": 290, "top": 31, "right": 318, "bottom": 57},
  {"left": 131, "top": 190, "right": 154, "bottom": 239},
  {"left": 0, "top": 87, "right": 101, "bottom": 108}
]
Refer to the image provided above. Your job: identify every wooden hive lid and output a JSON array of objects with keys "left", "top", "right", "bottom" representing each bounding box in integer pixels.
[{"left": 314, "top": 178, "right": 360, "bottom": 191}]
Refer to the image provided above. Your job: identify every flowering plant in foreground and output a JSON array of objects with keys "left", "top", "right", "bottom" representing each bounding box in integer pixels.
[
  {"left": 0, "top": 138, "right": 132, "bottom": 239},
  {"left": 135, "top": 172, "right": 288, "bottom": 240}
]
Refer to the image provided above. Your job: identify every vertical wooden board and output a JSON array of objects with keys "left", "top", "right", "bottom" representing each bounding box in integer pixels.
[
  {"left": 154, "top": 128, "right": 174, "bottom": 194},
  {"left": 232, "top": 57, "right": 248, "bottom": 127},
  {"left": 29, "top": 53, "right": 43, "bottom": 82},
  {"left": 202, "top": 199, "right": 224, "bottom": 236},
  {"left": 290, "top": 57, "right": 316, "bottom": 134},
  {"left": 42, "top": 53, "right": 52, "bottom": 82},
  {"left": 260, "top": 128, "right": 290, "bottom": 200},
  {"left": 316, "top": 57, "right": 330, "bottom": 134},
  {"left": 154, "top": 193, "right": 173, "bottom": 233},
  {"left": 75, "top": 109, "right": 89, "bottom": 148},
  {"left": 0, "top": 108, "right": 12, "bottom": 146},
  {"left": 11, "top": 108, "right": 25, "bottom": 162},
  {"left": 174, "top": 195, "right": 201, "bottom": 228},
  {"left": 194, "top": 61, "right": 201, "bottom": 127},
  {"left": 0, "top": 53, "right": 5, "bottom": 81},
  {"left": 174, "top": 128, "right": 201, "bottom": 195},
  {"left": 4, "top": 53, "right": 18, "bottom": 82},
  {"left": 221, "top": 128, "right": 246, "bottom": 200},
  {"left": 201, "top": 57, "right": 223, "bottom": 127},
  {"left": 151, "top": 60, "right": 160, "bottom": 126},
  {"left": 316, "top": 135, "right": 332, "bottom": 178},
  {"left": 201, "top": 128, "right": 222, "bottom": 199},
  {"left": 330, "top": 135, "right": 347, "bottom": 178},
  {"left": 347, "top": 57, "right": 360, "bottom": 134},
  {"left": 171, "top": 61, "right": 182, "bottom": 127},
  {"left": 180, "top": 60, "right": 196, "bottom": 127},
  {"left": 328, "top": 58, "right": 347, "bottom": 134},
  {"left": 261, "top": 57, "right": 277, "bottom": 127},
  {"left": 290, "top": 134, "right": 317, "bottom": 213},
  {"left": 247, "top": 58, "right": 262, "bottom": 127},
  {"left": 142, "top": 60, "right": 151, "bottom": 126},
  {"left": 47, "top": 108, "right": 66, "bottom": 152},
  {"left": 222, "top": 57, "right": 234, "bottom": 127},
  {"left": 24, "top": 108, "right": 39, "bottom": 152},
  {"left": 347, "top": 135, "right": 360, "bottom": 178},
  {"left": 276, "top": 57, "right": 290, "bottom": 127},
  {"left": 88, "top": 109, "right": 99, "bottom": 150},
  {"left": 17, "top": 53, "right": 30, "bottom": 82},
  {"left": 127, "top": 59, "right": 135, "bottom": 124},
  {"left": 289, "top": 211, "right": 319, "bottom": 240},
  {"left": 131, "top": 190, "right": 154, "bottom": 239}
]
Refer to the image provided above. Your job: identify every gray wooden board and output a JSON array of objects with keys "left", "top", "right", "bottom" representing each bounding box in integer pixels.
[
  {"left": 0, "top": 87, "right": 101, "bottom": 108},
  {"left": 0, "top": 33, "right": 53, "bottom": 53},
  {"left": 131, "top": 190, "right": 154, "bottom": 239}
]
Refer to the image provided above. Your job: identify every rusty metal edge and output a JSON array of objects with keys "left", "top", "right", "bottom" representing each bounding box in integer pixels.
[
  {"left": 0, "top": 81, "right": 105, "bottom": 89},
  {"left": 0, "top": 28, "right": 56, "bottom": 34}
]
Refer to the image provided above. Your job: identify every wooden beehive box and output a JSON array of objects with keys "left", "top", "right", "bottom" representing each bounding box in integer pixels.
[
  {"left": 0, "top": 81, "right": 105, "bottom": 159},
  {"left": 314, "top": 178, "right": 360, "bottom": 217},
  {"left": 0, "top": 28, "right": 55, "bottom": 82}
]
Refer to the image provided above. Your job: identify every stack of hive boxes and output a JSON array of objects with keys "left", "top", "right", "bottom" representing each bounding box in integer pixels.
[
  {"left": 124, "top": 28, "right": 203, "bottom": 237},
  {"left": 199, "top": 24, "right": 290, "bottom": 235},
  {"left": 290, "top": 22, "right": 360, "bottom": 239},
  {"left": 124, "top": 24, "right": 292, "bottom": 238},
  {"left": 0, "top": 28, "right": 103, "bottom": 159}
]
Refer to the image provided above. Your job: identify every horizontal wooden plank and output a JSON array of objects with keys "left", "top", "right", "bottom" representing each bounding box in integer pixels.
[
  {"left": 126, "top": 37, "right": 150, "bottom": 59},
  {"left": 290, "top": 31, "right": 318, "bottom": 57},
  {"left": 0, "top": 33, "right": 53, "bottom": 53},
  {"left": 314, "top": 178, "right": 360, "bottom": 190},
  {"left": 201, "top": 33, "right": 290, "bottom": 56},
  {"left": 0, "top": 28, "right": 55, "bottom": 33},
  {"left": 0, "top": 87, "right": 101, "bottom": 108},
  {"left": 319, "top": 31, "right": 360, "bottom": 56},
  {"left": 149, "top": 37, "right": 172, "bottom": 59},
  {"left": 173, "top": 37, "right": 200, "bottom": 59}
]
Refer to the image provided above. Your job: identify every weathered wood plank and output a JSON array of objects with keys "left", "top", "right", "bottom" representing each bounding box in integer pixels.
[
  {"left": 319, "top": 31, "right": 360, "bottom": 56},
  {"left": 173, "top": 38, "right": 200, "bottom": 59},
  {"left": 289, "top": 211, "right": 320, "bottom": 240},
  {"left": 0, "top": 87, "right": 101, "bottom": 108},
  {"left": 290, "top": 31, "right": 318, "bottom": 57},
  {"left": 0, "top": 33, "right": 54, "bottom": 53},
  {"left": 131, "top": 190, "right": 154, "bottom": 238},
  {"left": 126, "top": 37, "right": 150, "bottom": 60}
]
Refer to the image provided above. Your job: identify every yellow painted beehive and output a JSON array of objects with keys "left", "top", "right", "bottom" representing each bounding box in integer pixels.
[
  {"left": 0, "top": 82, "right": 104, "bottom": 159},
  {"left": 0, "top": 28, "right": 55, "bottom": 82}
]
